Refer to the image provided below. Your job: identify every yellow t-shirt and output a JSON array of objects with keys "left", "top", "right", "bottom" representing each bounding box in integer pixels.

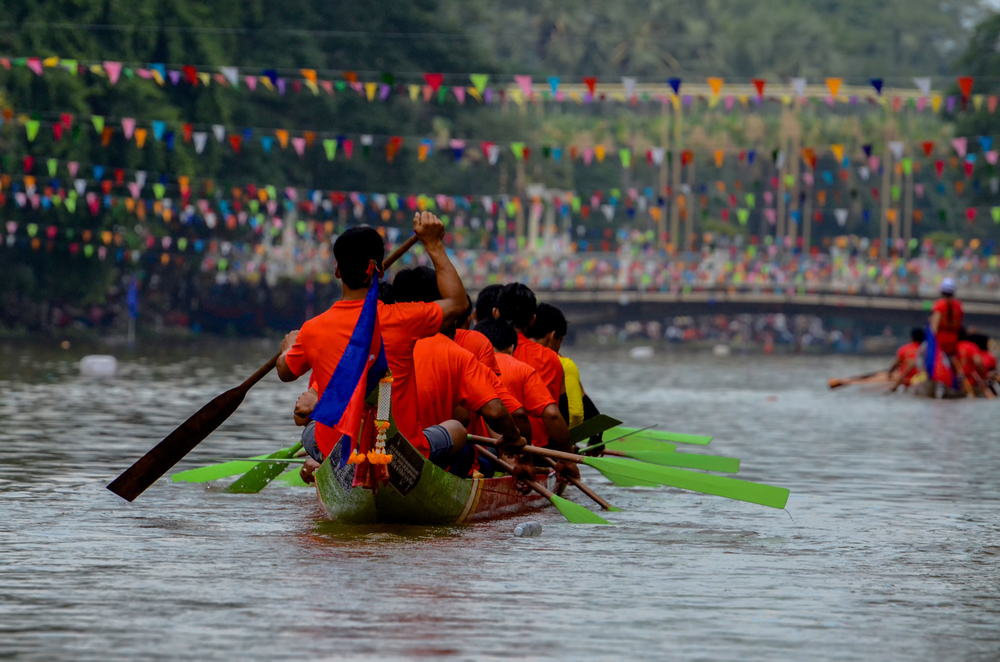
[{"left": 559, "top": 356, "right": 585, "bottom": 428}]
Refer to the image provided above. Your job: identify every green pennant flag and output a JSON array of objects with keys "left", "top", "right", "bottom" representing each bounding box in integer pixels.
[
  {"left": 153, "top": 183, "right": 165, "bottom": 199},
  {"left": 218, "top": 258, "right": 228, "bottom": 271},
  {"left": 619, "top": 148, "right": 632, "bottom": 168},
  {"left": 62, "top": 59, "right": 77, "bottom": 74},
  {"left": 891, "top": 185, "right": 900, "bottom": 201},
  {"left": 52, "top": 194, "right": 62, "bottom": 207},
  {"left": 745, "top": 193, "right": 756, "bottom": 207},
  {"left": 249, "top": 200, "right": 259, "bottom": 214},
  {"left": 992, "top": 207, "right": 1000, "bottom": 224},
  {"left": 784, "top": 174, "right": 795, "bottom": 187},
  {"left": 737, "top": 208, "right": 750, "bottom": 225},
  {"left": 47, "top": 159, "right": 57, "bottom": 177},
  {"left": 27, "top": 223, "right": 38, "bottom": 237},
  {"left": 84, "top": 244, "right": 94, "bottom": 257},
  {"left": 177, "top": 237, "right": 188, "bottom": 251},
  {"left": 571, "top": 195, "right": 581, "bottom": 212},
  {"left": 92, "top": 116, "right": 105, "bottom": 133},
  {"left": 65, "top": 197, "right": 76, "bottom": 213},
  {"left": 323, "top": 138, "right": 337, "bottom": 161},
  {"left": 902, "top": 158, "right": 913, "bottom": 175},
  {"left": 388, "top": 193, "right": 399, "bottom": 210},
  {"left": 296, "top": 220, "right": 307, "bottom": 235},
  {"left": 25, "top": 120, "right": 40, "bottom": 142},
  {"left": 438, "top": 87, "right": 447, "bottom": 104},
  {"left": 470, "top": 74, "right": 489, "bottom": 93},
  {"left": 265, "top": 185, "right": 276, "bottom": 201},
  {"left": 505, "top": 201, "right": 517, "bottom": 217},
  {"left": 510, "top": 142, "right": 525, "bottom": 160}
]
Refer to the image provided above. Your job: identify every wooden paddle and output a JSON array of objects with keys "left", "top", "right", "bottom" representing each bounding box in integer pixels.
[
  {"left": 539, "top": 456, "right": 620, "bottom": 511},
  {"left": 828, "top": 370, "right": 887, "bottom": 389},
  {"left": 476, "top": 447, "right": 610, "bottom": 524},
  {"left": 107, "top": 233, "right": 419, "bottom": 502}
]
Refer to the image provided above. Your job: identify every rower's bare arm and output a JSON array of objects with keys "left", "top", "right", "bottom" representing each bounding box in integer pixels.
[
  {"left": 413, "top": 211, "right": 467, "bottom": 330},
  {"left": 277, "top": 330, "right": 302, "bottom": 382},
  {"left": 480, "top": 399, "right": 524, "bottom": 448},
  {"left": 511, "top": 407, "right": 532, "bottom": 444},
  {"left": 294, "top": 388, "right": 318, "bottom": 426},
  {"left": 541, "top": 403, "right": 572, "bottom": 452}
]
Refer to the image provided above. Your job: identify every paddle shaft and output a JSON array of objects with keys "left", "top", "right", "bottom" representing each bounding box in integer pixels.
[
  {"left": 829, "top": 370, "right": 886, "bottom": 389},
  {"left": 108, "top": 234, "right": 418, "bottom": 502},
  {"left": 540, "top": 457, "right": 613, "bottom": 510},
  {"left": 578, "top": 424, "right": 657, "bottom": 453},
  {"left": 476, "top": 447, "right": 556, "bottom": 499}
]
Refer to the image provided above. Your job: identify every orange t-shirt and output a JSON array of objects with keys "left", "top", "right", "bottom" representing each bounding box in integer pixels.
[
  {"left": 932, "top": 298, "right": 963, "bottom": 354},
  {"left": 895, "top": 342, "right": 921, "bottom": 385},
  {"left": 982, "top": 351, "right": 997, "bottom": 375},
  {"left": 414, "top": 333, "right": 500, "bottom": 429},
  {"left": 513, "top": 332, "right": 564, "bottom": 400},
  {"left": 956, "top": 340, "right": 981, "bottom": 379},
  {"left": 468, "top": 370, "right": 525, "bottom": 439},
  {"left": 454, "top": 329, "right": 501, "bottom": 374},
  {"left": 496, "top": 352, "right": 556, "bottom": 446},
  {"left": 284, "top": 300, "right": 442, "bottom": 457}
]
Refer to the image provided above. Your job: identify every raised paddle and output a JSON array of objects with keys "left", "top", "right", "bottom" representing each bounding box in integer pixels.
[
  {"left": 582, "top": 426, "right": 712, "bottom": 451},
  {"left": 172, "top": 441, "right": 302, "bottom": 484},
  {"left": 108, "top": 233, "right": 420, "bottom": 502},
  {"left": 476, "top": 446, "right": 610, "bottom": 524},
  {"left": 539, "top": 456, "right": 621, "bottom": 511},
  {"left": 491, "top": 443, "right": 789, "bottom": 510}
]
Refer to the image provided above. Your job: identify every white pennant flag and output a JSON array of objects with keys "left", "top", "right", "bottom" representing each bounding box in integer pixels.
[
  {"left": 481, "top": 196, "right": 493, "bottom": 212},
  {"left": 487, "top": 144, "right": 500, "bottom": 165},
  {"left": 834, "top": 209, "right": 849, "bottom": 226},
  {"left": 776, "top": 150, "right": 786, "bottom": 169},
  {"left": 135, "top": 170, "right": 147, "bottom": 188},
  {"left": 193, "top": 132, "right": 208, "bottom": 154},
  {"left": 74, "top": 179, "right": 87, "bottom": 195},
  {"left": 888, "top": 141, "right": 905, "bottom": 160},
  {"left": 212, "top": 125, "right": 226, "bottom": 142},
  {"left": 791, "top": 78, "right": 807, "bottom": 98},
  {"left": 651, "top": 147, "right": 665, "bottom": 165},
  {"left": 858, "top": 166, "right": 871, "bottom": 181},
  {"left": 220, "top": 66, "right": 239, "bottom": 88},
  {"left": 913, "top": 77, "right": 932, "bottom": 97},
  {"left": 601, "top": 204, "right": 615, "bottom": 221},
  {"left": 360, "top": 134, "right": 373, "bottom": 146},
  {"left": 621, "top": 77, "right": 637, "bottom": 98}
]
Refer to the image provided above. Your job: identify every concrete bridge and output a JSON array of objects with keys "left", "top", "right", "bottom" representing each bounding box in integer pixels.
[{"left": 529, "top": 288, "right": 1000, "bottom": 328}]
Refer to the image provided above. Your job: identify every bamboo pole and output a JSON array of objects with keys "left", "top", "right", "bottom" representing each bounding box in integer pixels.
[
  {"left": 685, "top": 159, "right": 696, "bottom": 252},
  {"left": 659, "top": 101, "right": 670, "bottom": 250},
  {"left": 670, "top": 96, "right": 683, "bottom": 254},
  {"left": 903, "top": 157, "right": 914, "bottom": 258},
  {"left": 891, "top": 150, "right": 902, "bottom": 250}
]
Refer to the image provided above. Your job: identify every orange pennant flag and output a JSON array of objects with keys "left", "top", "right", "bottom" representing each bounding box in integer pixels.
[
  {"left": 134, "top": 128, "right": 148, "bottom": 148},
  {"left": 300, "top": 69, "right": 317, "bottom": 84},
  {"left": 830, "top": 144, "right": 844, "bottom": 163},
  {"left": 343, "top": 71, "right": 358, "bottom": 83},
  {"left": 707, "top": 77, "right": 723, "bottom": 95},
  {"left": 825, "top": 78, "right": 842, "bottom": 97},
  {"left": 714, "top": 150, "right": 724, "bottom": 167},
  {"left": 276, "top": 129, "right": 289, "bottom": 148}
]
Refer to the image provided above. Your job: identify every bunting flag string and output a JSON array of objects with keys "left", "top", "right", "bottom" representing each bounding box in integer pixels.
[{"left": 0, "top": 56, "right": 995, "bottom": 113}]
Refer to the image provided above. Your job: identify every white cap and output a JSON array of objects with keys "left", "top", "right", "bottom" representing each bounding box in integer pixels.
[{"left": 941, "top": 277, "right": 956, "bottom": 294}]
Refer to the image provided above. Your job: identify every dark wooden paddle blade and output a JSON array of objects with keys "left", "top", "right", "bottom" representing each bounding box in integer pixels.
[
  {"left": 568, "top": 414, "right": 623, "bottom": 445},
  {"left": 107, "top": 385, "right": 250, "bottom": 501}
]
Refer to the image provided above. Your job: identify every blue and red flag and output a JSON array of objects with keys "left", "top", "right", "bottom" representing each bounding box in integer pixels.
[
  {"left": 924, "top": 324, "right": 958, "bottom": 389},
  {"left": 310, "top": 262, "right": 388, "bottom": 467}
]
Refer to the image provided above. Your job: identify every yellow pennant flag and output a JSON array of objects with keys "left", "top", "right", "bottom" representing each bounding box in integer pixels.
[
  {"left": 89, "top": 64, "right": 104, "bottom": 75},
  {"left": 510, "top": 88, "right": 524, "bottom": 106},
  {"left": 570, "top": 91, "right": 583, "bottom": 104},
  {"left": 260, "top": 76, "right": 275, "bottom": 91},
  {"left": 738, "top": 94, "right": 749, "bottom": 108},
  {"left": 826, "top": 78, "right": 842, "bottom": 97},
  {"left": 135, "top": 128, "right": 148, "bottom": 148},
  {"left": 781, "top": 95, "right": 792, "bottom": 106},
  {"left": 197, "top": 72, "right": 211, "bottom": 86},
  {"left": 974, "top": 94, "right": 984, "bottom": 111},
  {"left": 707, "top": 77, "right": 723, "bottom": 95},
  {"left": 304, "top": 80, "right": 318, "bottom": 95},
  {"left": 931, "top": 95, "right": 942, "bottom": 113},
  {"left": 150, "top": 69, "right": 164, "bottom": 85},
  {"left": 714, "top": 150, "right": 724, "bottom": 167},
  {"left": 595, "top": 145, "right": 606, "bottom": 162},
  {"left": 276, "top": 129, "right": 289, "bottom": 148},
  {"left": 830, "top": 144, "right": 844, "bottom": 162},
  {"left": 365, "top": 82, "right": 377, "bottom": 101},
  {"left": 467, "top": 86, "right": 482, "bottom": 102},
  {"left": 708, "top": 95, "right": 720, "bottom": 109},
  {"left": 43, "top": 56, "right": 60, "bottom": 67},
  {"left": 408, "top": 84, "right": 420, "bottom": 101}
]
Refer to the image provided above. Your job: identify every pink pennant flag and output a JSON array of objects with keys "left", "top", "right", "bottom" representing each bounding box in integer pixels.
[
  {"left": 915, "top": 183, "right": 924, "bottom": 198},
  {"left": 453, "top": 86, "right": 466, "bottom": 104},
  {"left": 68, "top": 162, "right": 79, "bottom": 178},
  {"left": 584, "top": 148, "right": 594, "bottom": 165},
  {"left": 285, "top": 187, "right": 298, "bottom": 201},
  {"left": 764, "top": 191, "right": 774, "bottom": 206},
  {"left": 103, "top": 61, "right": 122, "bottom": 84},
  {"left": 121, "top": 118, "right": 136, "bottom": 139},
  {"left": 869, "top": 156, "right": 880, "bottom": 172},
  {"left": 765, "top": 209, "right": 776, "bottom": 225},
  {"left": 26, "top": 58, "right": 43, "bottom": 76},
  {"left": 266, "top": 200, "right": 278, "bottom": 216},
  {"left": 987, "top": 151, "right": 998, "bottom": 166},
  {"left": 128, "top": 182, "right": 141, "bottom": 199},
  {"left": 725, "top": 96, "right": 734, "bottom": 110},
  {"left": 951, "top": 137, "right": 968, "bottom": 158},
  {"left": 916, "top": 97, "right": 926, "bottom": 112},
  {"left": 292, "top": 137, "right": 306, "bottom": 156},
  {"left": 422, "top": 85, "right": 433, "bottom": 103},
  {"left": 514, "top": 75, "right": 533, "bottom": 98},
  {"left": 245, "top": 76, "right": 258, "bottom": 91},
  {"left": 320, "top": 80, "right": 333, "bottom": 95}
]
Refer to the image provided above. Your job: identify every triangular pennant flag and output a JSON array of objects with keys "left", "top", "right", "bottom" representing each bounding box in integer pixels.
[
  {"left": 825, "top": 78, "right": 841, "bottom": 97},
  {"left": 736, "top": 208, "right": 750, "bottom": 225},
  {"left": 913, "top": 77, "right": 931, "bottom": 96},
  {"left": 830, "top": 144, "right": 844, "bottom": 163},
  {"left": 834, "top": 209, "right": 848, "bottom": 226},
  {"left": 870, "top": 78, "right": 883, "bottom": 95},
  {"left": 193, "top": 132, "right": 208, "bottom": 154},
  {"left": 514, "top": 75, "right": 533, "bottom": 98},
  {"left": 424, "top": 73, "right": 443, "bottom": 92},
  {"left": 220, "top": 66, "right": 239, "bottom": 87},
  {"left": 92, "top": 115, "right": 105, "bottom": 133},
  {"left": 922, "top": 141, "right": 935, "bottom": 156},
  {"left": 622, "top": 77, "right": 637, "bottom": 99},
  {"left": 752, "top": 78, "right": 766, "bottom": 97},
  {"left": 952, "top": 137, "right": 968, "bottom": 158},
  {"left": 958, "top": 76, "right": 973, "bottom": 99},
  {"left": 151, "top": 120, "right": 165, "bottom": 141},
  {"left": 134, "top": 128, "right": 148, "bottom": 148},
  {"left": 245, "top": 75, "right": 258, "bottom": 91},
  {"left": 889, "top": 141, "right": 905, "bottom": 160},
  {"left": 364, "top": 81, "right": 377, "bottom": 101},
  {"left": 583, "top": 77, "right": 597, "bottom": 95},
  {"left": 791, "top": 78, "right": 806, "bottom": 98},
  {"left": 619, "top": 148, "right": 632, "bottom": 168},
  {"left": 25, "top": 120, "right": 40, "bottom": 142},
  {"left": 470, "top": 74, "right": 489, "bottom": 94},
  {"left": 212, "top": 125, "right": 226, "bottom": 143},
  {"left": 651, "top": 147, "right": 665, "bottom": 165},
  {"left": 292, "top": 136, "right": 306, "bottom": 156},
  {"left": 103, "top": 61, "right": 122, "bottom": 84},
  {"left": 707, "top": 77, "right": 723, "bottom": 95},
  {"left": 121, "top": 118, "right": 136, "bottom": 139},
  {"left": 511, "top": 142, "right": 525, "bottom": 161},
  {"left": 667, "top": 78, "right": 681, "bottom": 95},
  {"left": 548, "top": 76, "right": 560, "bottom": 94}
]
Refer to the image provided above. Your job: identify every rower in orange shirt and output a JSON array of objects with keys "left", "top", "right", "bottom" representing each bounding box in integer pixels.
[
  {"left": 453, "top": 295, "right": 501, "bottom": 375},
  {"left": 956, "top": 327, "right": 986, "bottom": 393},
  {"left": 889, "top": 327, "right": 925, "bottom": 388},
  {"left": 476, "top": 318, "right": 579, "bottom": 483},
  {"left": 278, "top": 212, "right": 469, "bottom": 483},
  {"left": 930, "top": 278, "right": 963, "bottom": 358},
  {"left": 970, "top": 333, "right": 998, "bottom": 382}
]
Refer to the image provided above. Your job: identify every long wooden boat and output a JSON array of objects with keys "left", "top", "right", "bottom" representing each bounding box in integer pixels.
[{"left": 314, "top": 433, "right": 555, "bottom": 524}]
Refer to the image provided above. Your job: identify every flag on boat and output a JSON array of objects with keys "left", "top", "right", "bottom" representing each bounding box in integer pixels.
[
  {"left": 310, "top": 260, "right": 388, "bottom": 466},
  {"left": 924, "top": 324, "right": 957, "bottom": 389}
]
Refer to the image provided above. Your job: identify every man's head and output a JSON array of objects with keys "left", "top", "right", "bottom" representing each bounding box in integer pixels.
[
  {"left": 475, "top": 284, "right": 504, "bottom": 322},
  {"left": 910, "top": 327, "right": 926, "bottom": 344},
  {"left": 941, "top": 277, "right": 956, "bottom": 297},
  {"left": 392, "top": 266, "right": 440, "bottom": 304},
  {"left": 378, "top": 280, "right": 396, "bottom": 304},
  {"left": 496, "top": 282, "right": 537, "bottom": 330},
  {"left": 527, "top": 303, "right": 568, "bottom": 352},
  {"left": 475, "top": 318, "right": 517, "bottom": 354},
  {"left": 333, "top": 226, "right": 385, "bottom": 290},
  {"left": 969, "top": 332, "right": 991, "bottom": 352}
]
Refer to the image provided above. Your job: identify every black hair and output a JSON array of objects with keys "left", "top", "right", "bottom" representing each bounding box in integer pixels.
[
  {"left": 333, "top": 226, "right": 385, "bottom": 290},
  {"left": 378, "top": 280, "right": 395, "bottom": 304},
  {"left": 456, "top": 294, "right": 473, "bottom": 327},
  {"left": 475, "top": 318, "right": 518, "bottom": 351},
  {"left": 910, "top": 327, "right": 926, "bottom": 344},
  {"left": 527, "top": 303, "right": 568, "bottom": 339},
  {"left": 475, "top": 284, "right": 504, "bottom": 322},
  {"left": 392, "top": 266, "right": 440, "bottom": 304},
  {"left": 496, "top": 282, "right": 537, "bottom": 329},
  {"left": 969, "top": 333, "right": 991, "bottom": 352},
  {"left": 959, "top": 326, "right": 968, "bottom": 341}
]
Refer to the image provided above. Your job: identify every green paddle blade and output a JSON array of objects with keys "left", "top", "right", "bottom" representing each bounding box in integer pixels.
[
  {"left": 584, "top": 456, "right": 789, "bottom": 509},
  {"left": 226, "top": 442, "right": 303, "bottom": 494},
  {"left": 625, "top": 450, "right": 740, "bottom": 474},
  {"left": 549, "top": 494, "right": 611, "bottom": 524},
  {"left": 609, "top": 426, "right": 713, "bottom": 446},
  {"left": 569, "top": 414, "right": 623, "bottom": 445},
  {"left": 602, "top": 473, "right": 661, "bottom": 488},
  {"left": 172, "top": 457, "right": 270, "bottom": 483},
  {"left": 274, "top": 468, "right": 311, "bottom": 487},
  {"left": 605, "top": 439, "right": 677, "bottom": 453}
]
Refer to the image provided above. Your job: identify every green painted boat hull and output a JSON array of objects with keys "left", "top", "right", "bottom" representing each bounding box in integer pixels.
[{"left": 315, "top": 433, "right": 554, "bottom": 525}]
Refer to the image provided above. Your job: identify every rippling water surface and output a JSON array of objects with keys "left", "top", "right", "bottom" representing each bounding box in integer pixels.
[{"left": 2, "top": 340, "right": 999, "bottom": 661}]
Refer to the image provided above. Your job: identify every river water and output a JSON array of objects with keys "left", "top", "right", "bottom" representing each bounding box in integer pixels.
[{"left": 1, "top": 340, "right": 999, "bottom": 661}]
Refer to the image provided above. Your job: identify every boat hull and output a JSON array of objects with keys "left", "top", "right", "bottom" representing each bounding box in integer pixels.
[{"left": 315, "top": 434, "right": 553, "bottom": 524}]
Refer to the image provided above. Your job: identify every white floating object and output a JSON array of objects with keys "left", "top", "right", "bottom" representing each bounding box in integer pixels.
[
  {"left": 628, "top": 346, "right": 654, "bottom": 360},
  {"left": 80, "top": 355, "right": 118, "bottom": 377},
  {"left": 713, "top": 344, "right": 731, "bottom": 357},
  {"left": 514, "top": 521, "right": 542, "bottom": 537}
]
